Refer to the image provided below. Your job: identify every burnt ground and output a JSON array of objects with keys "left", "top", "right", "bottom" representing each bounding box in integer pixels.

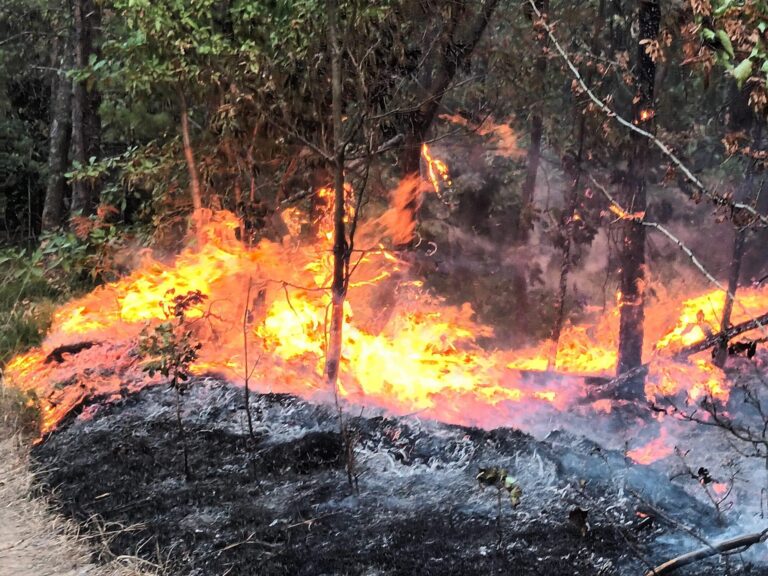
[{"left": 31, "top": 378, "right": 768, "bottom": 576}]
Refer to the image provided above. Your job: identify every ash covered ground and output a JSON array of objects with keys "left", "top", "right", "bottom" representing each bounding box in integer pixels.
[{"left": 32, "top": 378, "right": 766, "bottom": 576}]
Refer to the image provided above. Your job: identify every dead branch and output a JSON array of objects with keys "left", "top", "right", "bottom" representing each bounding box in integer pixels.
[
  {"left": 44, "top": 341, "right": 97, "bottom": 364},
  {"left": 528, "top": 0, "right": 768, "bottom": 228},
  {"left": 644, "top": 528, "right": 768, "bottom": 576},
  {"left": 674, "top": 311, "right": 768, "bottom": 359}
]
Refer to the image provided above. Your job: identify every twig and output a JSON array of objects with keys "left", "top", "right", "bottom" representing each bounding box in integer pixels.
[
  {"left": 589, "top": 175, "right": 726, "bottom": 293},
  {"left": 243, "top": 278, "right": 256, "bottom": 439}
]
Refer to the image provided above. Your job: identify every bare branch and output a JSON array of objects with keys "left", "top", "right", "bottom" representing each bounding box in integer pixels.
[{"left": 644, "top": 528, "right": 768, "bottom": 576}]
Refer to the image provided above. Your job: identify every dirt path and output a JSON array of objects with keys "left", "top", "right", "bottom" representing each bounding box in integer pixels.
[
  {"left": 0, "top": 436, "right": 100, "bottom": 575},
  {"left": 0, "top": 436, "right": 157, "bottom": 576}
]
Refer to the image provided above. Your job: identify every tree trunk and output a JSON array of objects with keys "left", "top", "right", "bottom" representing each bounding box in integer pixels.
[
  {"left": 712, "top": 227, "right": 747, "bottom": 367},
  {"left": 70, "top": 0, "right": 101, "bottom": 217},
  {"left": 713, "top": 95, "right": 762, "bottom": 367},
  {"left": 398, "top": 0, "right": 500, "bottom": 174},
  {"left": 550, "top": 0, "right": 604, "bottom": 366},
  {"left": 616, "top": 0, "right": 660, "bottom": 391},
  {"left": 549, "top": 128, "right": 583, "bottom": 368},
  {"left": 518, "top": 0, "right": 549, "bottom": 242},
  {"left": 324, "top": 0, "right": 347, "bottom": 387},
  {"left": 42, "top": 40, "right": 72, "bottom": 232},
  {"left": 179, "top": 90, "right": 204, "bottom": 237}
]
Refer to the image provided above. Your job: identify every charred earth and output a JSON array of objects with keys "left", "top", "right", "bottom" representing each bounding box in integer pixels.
[{"left": 31, "top": 378, "right": 757, "bottom": 576}]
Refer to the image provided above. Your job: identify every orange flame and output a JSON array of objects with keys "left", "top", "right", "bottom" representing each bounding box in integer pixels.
[
  {"left": 438, "top": 113, "right": 522, "bottom": 158},
  {"left": 5, "top": 178, "right": 768, "bottom": 458},
  {"left": 421, "top": 144, "right": 452, "bottom": 197}
]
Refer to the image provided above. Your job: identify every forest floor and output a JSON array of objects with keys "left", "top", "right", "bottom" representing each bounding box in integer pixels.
[{"left": 28, "top": 378, "right": 767, "bottom": 576}]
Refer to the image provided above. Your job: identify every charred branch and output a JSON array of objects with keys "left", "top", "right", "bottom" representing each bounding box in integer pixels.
[
  {"left": 644, "top": 528, "right": 768, "bottom": 576},
  {"left": 674, "top": 311, "right": 768, "bottom": 360},
  {"left": 44, "top": 341, "right": 97, "bottom": 364}
]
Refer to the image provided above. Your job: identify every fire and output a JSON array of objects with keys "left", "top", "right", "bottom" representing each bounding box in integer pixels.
[
  {"left": 437, "top": 113, "right": 522, "bottom": 158},
  {"left": 421, "top": 143, "right": 452, "bottom": 197},
  {"left": 4, "top": 176, "right": 768, "bottom": 463},
  {"left": 654, "top": 289, "right": 767, "bottom": 352},
  {"left": 627, "top": 427, "right": 674, "bottom": 464}
]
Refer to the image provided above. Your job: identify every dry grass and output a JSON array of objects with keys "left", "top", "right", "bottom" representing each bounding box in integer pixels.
[{"left": 0, "top": 381, "right": 165, "bottom": 576}]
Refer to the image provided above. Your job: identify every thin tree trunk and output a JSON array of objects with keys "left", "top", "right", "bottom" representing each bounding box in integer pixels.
[
  {"left": 549, "top": 128, "right": 583, "bottom": 368},
  {"left": 549, "top": 0, "right": 604, "bottom": 366},
  {"left": 713, "top": 101, "right": 762, "bottom": 367},
  {"left": 519, "top": 114, "right": 543, "bottom": 240},
  {"left": 179, "top": 91, "right": 203, "bottom": 213},
  {"left": 70, "top": 0, "right": 101, "bottom": 217},
  {"left": 42, "top": 41, "right": 72, "bottom": 231},
  {"left": 616, "top": 0, "right": 660, "bottom": 391},
  {"left": 518, "top": 0, "right": 549, "bottom": 241},
  {"left": 712, "top": 228, "right": 747, "bottom": 367},
  {"left": 324, "top": 0, "right": 347, "bottom": 387}
]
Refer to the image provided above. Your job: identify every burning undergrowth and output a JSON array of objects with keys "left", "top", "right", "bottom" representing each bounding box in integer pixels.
[
  {"left": 7, "top": 191, "right": 768, "bottom": 439},
  {"left": 6, "top": 163, "right": 768, "bottom": 573},
  {"left": 32, "top": 378, "right": 736, "bottom": 576}
]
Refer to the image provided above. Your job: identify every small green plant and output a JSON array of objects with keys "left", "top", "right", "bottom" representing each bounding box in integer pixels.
[
  {"left": 477, "top": 466, "right": 522, "bottom": 547},
  {"left": 137, "top": 289, "right": 206, "bottom": 480},
  {"left": 477, "top": 467, "right": 523, "bottom": 507},
  {"left": 0, "top": 384, "right": 42, "bottom": 438},
  {"left": 0, "top": 248, "right": 58, "bottom": 366}
]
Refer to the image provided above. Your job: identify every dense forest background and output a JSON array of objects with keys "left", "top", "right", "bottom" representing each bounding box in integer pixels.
[{"left": 2, "top": 0, "right": 768, "bottom": 387}]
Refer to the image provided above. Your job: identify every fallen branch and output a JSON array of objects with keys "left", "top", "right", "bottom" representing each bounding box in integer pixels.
[
  {"left": 644, "top": 528, "right": 768, "bottom": 576},
  {"left": 44, "top": 341, "right": 97, "bottom": 364},
  {"left": 674, "top": 311, "right": 768, "bottom": 359}
]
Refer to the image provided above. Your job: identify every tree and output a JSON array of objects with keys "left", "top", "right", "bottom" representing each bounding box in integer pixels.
[
  {"left": 396, "top": 0, "right": 501, "bottom": 174},
  {"left": 69, "top": 0, "right": 102, "bottom": 217},
  {"left": 518, "top": 0, "right": 549, "bottom": 242},
  {"left": 616, "top": 0, "right": 660, "bottom": 390},
  {"left": 325, "top": 0, "right": 346, "bottom": 386},
  {"left": 41, "top": 35, "right": 71, "bottom": 231}
]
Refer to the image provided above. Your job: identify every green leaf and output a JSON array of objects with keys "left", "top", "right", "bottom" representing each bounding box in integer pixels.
[
  {"left": 732, "top": 58, "right": 753, "bottom": 87},
  {"left": 716, "top": 30, "right": 734, "bottom": 59}
]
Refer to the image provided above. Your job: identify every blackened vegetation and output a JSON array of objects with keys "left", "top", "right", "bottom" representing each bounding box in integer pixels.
[
  {"left": 44, "top": 340, "right": 97, "bottom": 364},
  {"left": 34, "top": 380, "right": 729, "bottom": 576}
]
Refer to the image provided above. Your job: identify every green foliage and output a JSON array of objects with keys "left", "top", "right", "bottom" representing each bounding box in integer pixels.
[
  {"left": 38, "top": 218, "right": 138, "bottom": 291},
  {"left": 692, "top": 0, "right": 768, "bottom": 107},
  {"left": 0, "top": 0, "right": 58, "bottom": 241},
  {"left": 0, "top": 247, "right": 57, "bottom": 366}
]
